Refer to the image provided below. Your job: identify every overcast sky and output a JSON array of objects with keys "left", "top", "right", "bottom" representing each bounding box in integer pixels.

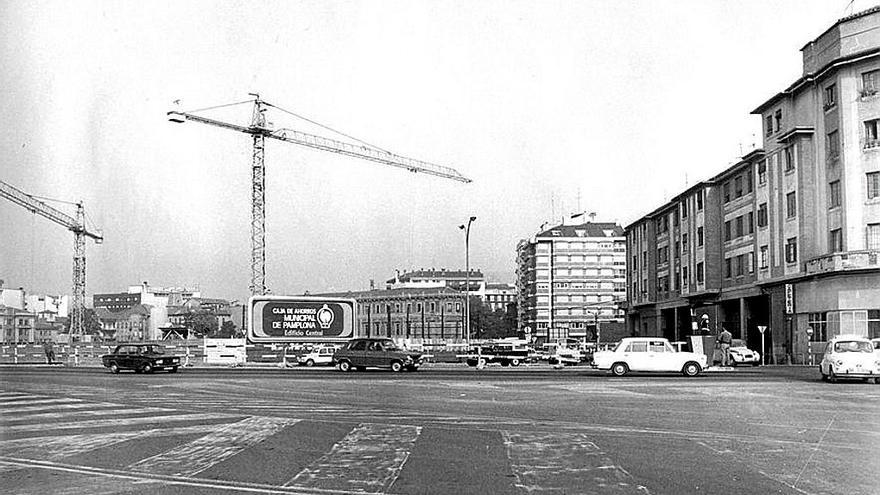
[{"left": 0, "top": 0, "right": 871, "bottom": 302}]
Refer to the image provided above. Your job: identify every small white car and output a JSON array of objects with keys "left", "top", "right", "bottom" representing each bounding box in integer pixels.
[
  {"left": 728, "top": 339, "right": 761, "bottom": 366},
  {"left": 872, "top": 338, "right": 880, "bottom": 353},
  {"left": 297, "top": 346, "right": 336, "bottom": 367},
  {"left": 819, "top": 335, "right": 879, "bottom": 383},
  {"left": 592, "top": 337, "right": 708, "bottom": 377}
]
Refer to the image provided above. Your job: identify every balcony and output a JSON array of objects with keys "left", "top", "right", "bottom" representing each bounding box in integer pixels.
[{"left": 804, "top": 250, "right": 880, "bottom": 275}]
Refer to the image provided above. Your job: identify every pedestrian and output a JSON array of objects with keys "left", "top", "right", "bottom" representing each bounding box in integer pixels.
[
  {"left": 42, "top": 340, "right": 55, "bottom": 364},
  {"left": 718, "top": 326, "right": 732, "bottom": 366}
]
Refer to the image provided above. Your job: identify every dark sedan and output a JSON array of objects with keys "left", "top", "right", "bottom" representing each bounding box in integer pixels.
[
  {"left": 101, "top": 344, "right": 181, "bottom": 374},
  {"left": 333, "top": 338, "right": 423, "bottom": 372}
]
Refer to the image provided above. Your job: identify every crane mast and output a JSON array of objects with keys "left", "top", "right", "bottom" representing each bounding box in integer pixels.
[
  {"left": 169, "top": 95, "right": 470, "bottom": 296},
  {"left": 0, "top": 180, "right": 103, "bottom": 338}
]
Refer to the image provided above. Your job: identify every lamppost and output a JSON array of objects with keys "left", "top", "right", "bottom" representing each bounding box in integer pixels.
[{"left": 459, "top": 216, "right": 476, "bottom": 346}]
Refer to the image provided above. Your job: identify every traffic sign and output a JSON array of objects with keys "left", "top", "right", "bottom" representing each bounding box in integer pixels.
[
  {"left": 757, "top": 325, "right": 767, "bottom": 334},
  {"left": 248, "top": 295, "right": 355, "bottom": 343}
]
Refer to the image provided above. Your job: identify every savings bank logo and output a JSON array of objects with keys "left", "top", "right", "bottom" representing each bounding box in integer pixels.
[{"left": 316, "top": 304, "right": 335, "bottom": 329}]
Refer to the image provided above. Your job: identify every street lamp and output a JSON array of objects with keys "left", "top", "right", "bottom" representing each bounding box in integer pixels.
[{"left": 459, "top": 216, "right": 476, "bottom": 346}]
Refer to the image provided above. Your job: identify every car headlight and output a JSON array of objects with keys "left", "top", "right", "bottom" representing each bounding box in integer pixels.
[{"left": 836, "top": 360, "right": 844, "bottom": 366}]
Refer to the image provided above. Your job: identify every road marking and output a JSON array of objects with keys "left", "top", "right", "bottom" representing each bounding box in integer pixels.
[
  {"left": 0, "top": 456, "right": 370, "bottom": 495},
  {"left": 503, "top": 431, "right": 650, "bottom": 494},
  {"left": 0, "top": 398, "right": 83, "bottom": 409},
  {"left": 286, "top": 423, "right": 421, "bottom": 492},
  {"left": 1, "top": 412, "right": 233, "bottom": 433},
  {"left": 129, "top": 416, "right": 296, "bottom": 477},
  {"left": 0, "top": 401, "right": 105, "bottom": 415},
  {"left": 0, "top": 424, "right": 231, "bottom": 461},
  {"left": 3, "top": 406, "right": 173, "bottom": 423}
]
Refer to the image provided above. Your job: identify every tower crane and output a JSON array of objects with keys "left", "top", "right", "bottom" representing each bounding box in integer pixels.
[
  {"left": 168, "top": 94, "right": 471, "bottom": 296},
  {"left": 0, "top": 180, "right": 103, "bottom": 338}
]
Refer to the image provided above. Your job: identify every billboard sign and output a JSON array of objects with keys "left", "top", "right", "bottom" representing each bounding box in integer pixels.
[{"left": 248, "top": 295, "right": 356, "bottom": 343}]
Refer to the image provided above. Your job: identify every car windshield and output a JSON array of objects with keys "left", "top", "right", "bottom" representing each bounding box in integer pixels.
[
  {"left": 145, "top": 346, "right": 163, "bottom": 354},
  {"left": 612, "top": 341, "right": 624, "bottom": 352},
  {"left": 731, "top": 339, "right": 746, "bottom": 347},
  {"left": 833, "top": 341, "right": 872, "bottom": 353}
]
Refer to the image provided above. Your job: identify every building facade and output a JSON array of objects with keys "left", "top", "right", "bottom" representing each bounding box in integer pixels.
[
  {"left": 386, "top": 268, "right": 484, "bottom": 292},
  {"left": 318, "top": 287, "right": 466, "bottom": 341},
  {"left": 0, "top": 306, "right": 36, "bottom": 343},
  {"left": 516, "top": 219, "right": 627, "bottom": 343},
  {"left": 626, "top": 7, "right": 880, "bottom": 363}
]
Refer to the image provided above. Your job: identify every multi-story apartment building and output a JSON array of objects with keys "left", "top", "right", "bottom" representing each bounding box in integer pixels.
[
  {"left": 626, "top": 7, "right": 880, "bottom": 363},
  {"left": 476, "top": 282, "right": 517, "bottom": 312},
  {"left": 0, "top": 306, "right": 36, "bottom": 343},
  {"left": 318, "top": 287, "right": 465, "bottom": 341},
  {"left": 516, "top": 219, "right": 627, "bottom": 343}
]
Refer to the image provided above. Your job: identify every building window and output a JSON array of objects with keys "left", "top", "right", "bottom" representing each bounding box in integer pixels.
[
  {"left": 681, "top": 200, "right": 688, "bottom": 218},
  {"left": 734, "top": 176, "right": 743, "bottom": 198},
  {"left": 696, "top": 262, "right": 704, "bottom": 283},
  {"left": 864, "top": 119, "right": 880, "bottom": 148},
  {"left": 869, "top": 172, "right": 880, "bottom": 200},
  {"left": 774, "top": 110, "right": 782, "bottom": 132},
  {"left": 747, "top": 212, "right": 754, "bottom": 234},
  {"left": 783, "top": 146, "right": 795, "bottom": 172},
  {"left": 697, "top": 226, "right": 704, "bottom": 246},
  {"left": 786, "top": 191, "right": 797, "bottom": 218},
  {"left": 724, "top": 220, "right": 732, "bottom": 241},
  {"left": 682, "top": 233, "right": 689, "bottom": 253},
  {"left": 823, "top": 84, "right": 836, "bottom": 110},
  {"left": 724, "top": 258, "right": 732, "bottom": 278},
  {"left": 785, "top": 237, "right": 798, "bottom": 264},
  {"left": 723, "top": 182, "right": 731, "bottom": 203},
  {"left": 758, "top": 160, "right": 767, "bottom": 185},
  {"left": 829, "top": 229, "right": 843, "bottom": 252},
  {"left": 827, "top": 130, "right": 840, "bottom": 161},
  {"left": 757, "top": 203, "right": 768, "bottom": 227},
  {"left": 734, "top": 216, "right": 743, "bottom": 237},
  {"left": 808, "top": 313, "right": 827, "bottom": 342},
  {"left": 765, "top": 115, "right": 773, "bottom": 136},
  {"left": 863, "top": 69, "right": 880, "bottom": 96},
  {"left": 682, "top": 266, "right": 688, "bottom": 287},
  {"left": 696, "top": 190, "right": 703, "bottom": 210},
  {"left": 829, "top": 180, "right": 841, "bottom": 209},
  {"left": 759, "top": 245, "right": 769, "bottom": 269},
  {"left": 745, "top": 171, "right": 752, "bottom": 193},
  {"left": 867, "top": 223, "right": 880, "bottom": 250}
]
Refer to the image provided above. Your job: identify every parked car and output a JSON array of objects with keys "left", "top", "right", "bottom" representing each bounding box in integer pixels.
[
  {"left": 872, "top": 338, "right": 880, "bottom": 353},
  {"left": 333, "top": 338, "right": 423, "bottom": 372},
  {"left": 819, "top": 335, "right": 880, "bottom": 383},
  {"left": 592, "top": 337, "right": 707, "bottom": 377},
  {"left": 728, "top": 339, "right": 761, "bottom": 366},
  {"left": 101, "top": 344, "right": 181, "bottom": 374},
  {"left": 297, "top": 346, "right": 336, "bottom": 366}
]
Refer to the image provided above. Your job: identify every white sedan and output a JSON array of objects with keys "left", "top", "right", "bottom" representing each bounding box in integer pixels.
[
  {"left": 728, "top": 339, "right": 761, "bottom": 366},
  {"left": 297, "top": 347, "right": 336, "bottom": 366},
  {"left": 819, "top": 335, "right": 880, "bottom": 383},
  {"left": 592, "top": 337, "right": 708, "bottom": 377}
]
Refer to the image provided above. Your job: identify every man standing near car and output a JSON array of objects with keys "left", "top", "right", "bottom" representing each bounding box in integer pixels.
[{"left": 718, "top": 326, "right": 732, "bottom": 366}]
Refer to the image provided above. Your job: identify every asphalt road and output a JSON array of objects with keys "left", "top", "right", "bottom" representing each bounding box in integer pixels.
[{"left": 1, "top": 364, "right": 878, "bottom": 495}]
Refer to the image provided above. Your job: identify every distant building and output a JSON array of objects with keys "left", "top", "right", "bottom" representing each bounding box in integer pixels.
[
  {"left": 317, "top": 287, "right": 465, "bottom": 340},
  {"left": 93, "top": 283, "right": 201, "bottom": 313},
  {"left": 475, "top": 282, "right": 517, "bottom": 312},
  {"left": 0, "top": 306, "right": 35, "bottom": 343},
  {"left": 386, "top": 268, "right": 484, "bottom": 292},
  {"left": 0, "top": 287, "right": 26, "bottom": 311},
  {"left": 95, "top": 305, "right": 152, "bottom": 341},
  {"left": 625, "top": 7, "right": 880, "bottom": 363},
  {"left": 516, "top": 218, "right": 627, "bottom": 343}
]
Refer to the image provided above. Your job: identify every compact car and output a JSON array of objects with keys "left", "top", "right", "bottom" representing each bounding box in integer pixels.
[
  {"left": 333, "top": 338, "right": 424, "bottom": 372},
  {"left": 819, "top": 335, "right": 880, "bottom": 383},
  {"left": 101, "top": 344, "right": 181, "bottom": 374},
  {"left": 592, "top": 337, "right": 708, "bottom": 377},
  {"left": 297, "top": 346, "right": 336, "bottom": 366},
  {"left": 728, "top": 339, "right": 761, "bottom": 366}
]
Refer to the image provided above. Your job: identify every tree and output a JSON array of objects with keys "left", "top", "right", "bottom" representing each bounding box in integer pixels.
[
  {"left": 66, "top": 308, "right": 103, "bottom": 336},
  {"left": 214, "top": 320, "right": 239, "bottom": 338},
  {"left": 469, "top": 299, "right": 517, "bottom": 340},
  {"left": 184, "top": 311, "right": 217, "bottom": 338}
]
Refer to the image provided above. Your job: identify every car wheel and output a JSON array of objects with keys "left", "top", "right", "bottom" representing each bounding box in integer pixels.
[
  {"left": 820, "top": 366, "right": 829, "bottom": 382},
  {"left": 610, "top": 362, "right": 628, "bottom": 377},
  {"left": 305, "top": 359, "right": 315, "bottom": 367},
  {"left": 828, "top": 368, "right": 837, "bottom": 383},
  {"left": 510, "top": 358, "right": 521, "bottom": 367},
  {"left": 682, "top": 362, "right": 701, "bottom": 377},
  {"left": 390, "top": 361, "right": 403, "bottom": 372},
  {"left": 338, "top": 361, "right": 352, "bottom": 372},
  {"left": 141, "top": 363, "right": 153, "bottom": 374},
  {"left": 500, "top": 360, "right": 509, "bottom": 367},
  {"left": 109, "top": 362, "right": 120, "bottom": 374}
]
